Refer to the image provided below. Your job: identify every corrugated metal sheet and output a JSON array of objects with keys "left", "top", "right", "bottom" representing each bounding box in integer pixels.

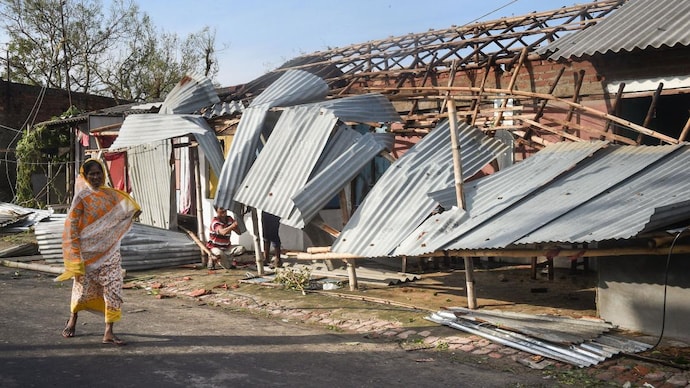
[
  {"left": 443, "top": 307, "right": 614, "bottom": 344},
  {"left": 128, "top": 141, "right": 174, "bottom": 229},
  {"left": 214, "top": 70, "right": 329, "bottom": 226},
  {"left": 108, "top": 114, "right": 225, "bottom": 176},
  {"left": 449, "top": 144, "right": 682, "bottom": 249},
  {"left": 539, "top": 0, "right": 690, "bottom": 60},
  {"left": 232, "top": 94, "right": 401, "bottom": 228},
  {"left": 159, "top": 73, "right": 220, "bottom": 115},
  {"left": 201, "top": 100, "right": 245, "bottom": 119},
  {"left": 397, "top": 142, "right": 690, "bottom": 254},
  {"left": 0, "top": 203, "right": 53, "bottom": 230},
  {"left": 331, "top": 121, "right": 509, "bottom": 257},
  {"left": 0, "top": 203, "right": 33, "bottom": 228},
  {"left": 428, "top": 309, "right": 652, "bottom": 368},
  {"left": 248, "top": 69, "right": 329, "bottom": 109},
  {"left": 233, "top": 105, "right": 338, "bottom": 218},
  {"left": 315, "top": 93, "right": 402, "bottom": 124},
  {"left": 35, "top": 215, "right": 200, "bottom": 270},
  {"left": 396, "top": 141, "right": 609, "bottom": 255},
  {"left": 516, "top": 145, "right": 690, "bottom": 245},
  {"left": 287, "top": 132, "right": 395, "bottom": 228}
]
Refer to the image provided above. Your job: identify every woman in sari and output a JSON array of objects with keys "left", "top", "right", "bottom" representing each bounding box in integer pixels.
[{"left": 57, "top": 158, "right": 141, "bottom": 345}]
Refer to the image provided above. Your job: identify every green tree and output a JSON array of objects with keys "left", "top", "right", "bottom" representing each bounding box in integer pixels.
[{"left": 0, "top": 0, "right": 220, "bottom": 101}]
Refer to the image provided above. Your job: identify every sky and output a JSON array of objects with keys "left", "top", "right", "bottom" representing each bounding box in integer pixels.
[{"left": 133, "top": 0, "right": 581, "bottom": 87}]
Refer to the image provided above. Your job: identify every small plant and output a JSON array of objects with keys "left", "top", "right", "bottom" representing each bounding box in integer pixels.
[
  {"left": 274, "top": 267, "right": 312, "bottom": 295},
  {"left": 436, "top": 342, "right": 449, "bottom": 350}
]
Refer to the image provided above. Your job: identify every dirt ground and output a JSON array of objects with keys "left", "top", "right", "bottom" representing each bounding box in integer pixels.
[
  {"left": 127, "top": 252, "right": 599, "bottom": 321},
  {"left": 336, "top": 258, "right": 598, "bottom": 319},
  {"left": 3, "top": 234, "right": 690, "bottom": 386}
]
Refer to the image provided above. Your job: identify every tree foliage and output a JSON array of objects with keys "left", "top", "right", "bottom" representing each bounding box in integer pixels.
[{"left": 0, "top": 0, "right": 221, "bottom": 102}]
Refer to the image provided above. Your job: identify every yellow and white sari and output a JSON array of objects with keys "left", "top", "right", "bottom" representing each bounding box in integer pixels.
[{"left": 57, "top": 159, "right": 141, "bottom": 323}]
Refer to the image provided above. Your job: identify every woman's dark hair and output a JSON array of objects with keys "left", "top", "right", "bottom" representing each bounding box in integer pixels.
[{"left": 83, "top": 159, "right": 103, "bottom": 174}]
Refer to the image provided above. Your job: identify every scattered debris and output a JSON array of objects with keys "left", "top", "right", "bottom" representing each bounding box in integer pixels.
[{"left": 427, "top": 308, "right": 652, "bottom": 367}]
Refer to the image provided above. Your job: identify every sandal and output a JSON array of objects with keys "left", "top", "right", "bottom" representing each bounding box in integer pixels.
[
  {"left": 62, "top": 320, "right": 75, "bottom": 338},
  {"left": 102, "top": 336, "right": 127, "bottom": 346}
]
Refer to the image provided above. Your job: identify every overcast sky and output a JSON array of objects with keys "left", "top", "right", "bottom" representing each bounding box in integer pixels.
[{"left": 134, "top": 0, "right": 580, "bottom": 86}]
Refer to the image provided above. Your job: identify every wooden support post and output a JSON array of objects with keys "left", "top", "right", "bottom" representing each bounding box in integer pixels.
[
  {"left": 250, "top": 208, "right": 265, "bottom": 277},
  {"left": 332, "top": 186, "right": 353, "bottom": 272},
  {"left": 345, "top": 258, "right": 358, "bottom": 291},
  {"left": 463, "top": 256, "right": 477, "bottom": 309},
  {"left": 636, "top": 82, "right": 664, "bottom": 144},
  {"left": 530, "top": 257, "right": 538, "bottom": 280},
  {"left": 192, "top": 147, "right": 206, "bottom": 266}
]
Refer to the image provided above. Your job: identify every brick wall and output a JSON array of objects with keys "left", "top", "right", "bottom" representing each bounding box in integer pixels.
[{"left": 0, "top": 81, "right": 118, "bottom": 202}]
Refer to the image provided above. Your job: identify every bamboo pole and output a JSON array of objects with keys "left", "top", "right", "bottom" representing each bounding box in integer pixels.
[
  {"left": 251, "top": 208, "right": 265, "bottom": 276},
  {"left": 602, "top": 82, "right": 625, "bottom": 138},
  {"left": 636, "top": 82, "right": 664, "bottom": 144},
  {"left": 521, "top": 118, "right": 585, "bottom": 143},
  {"left": 180, "top": 226, "right": 213, "bottom": 257},
  {"left": 539, "top": 116, "right": 638, "bottom": 145},
  {"left": 2, "top": 260, "right": 62, "bottom": 274},
  {"left": 307, "top": 246, "right": 331, "bottom": 254},
  {"left": 678, "top": 115, "right": 690, "bottom": 143},
  {"left": 534, "top": 67, "right": 566, "bottom": 121},
  {"left": 192, "top": 147, "right": 206, "bottom": 266},
  {"left": 447, "top": 100, "right": 466, "bottom": 210},
  {"left": 339, "top": 185, "right": 357, "bottom": 290},
  {"left": 367, "top": 85, "right": 679, "bottom": 144},
  {"left": 493, "top": 47, "right": 528, "bottom": 127},
  {"left": 287, "top": 244, "right": 690, "bottom": 261},
  {"left": 439, "top": 60, "right": 458, "bottom": 115},
  {"left": 451, "top": 98, "right": 474, "bottom": 308},
  {"left": 470, "top": 55, "right": 494, "bottom": 126},
  {"left": 561, "top": 69, "right": 586, "bottom": 139}
]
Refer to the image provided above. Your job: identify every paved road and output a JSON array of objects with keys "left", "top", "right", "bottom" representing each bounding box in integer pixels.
[{"left": 0, "top": 269, "right": 548, "bottom": 387}]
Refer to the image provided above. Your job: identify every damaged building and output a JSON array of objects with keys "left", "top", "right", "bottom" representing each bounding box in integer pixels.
[{"left": 6, "top": 0, "right": 690, "bottom": 343}]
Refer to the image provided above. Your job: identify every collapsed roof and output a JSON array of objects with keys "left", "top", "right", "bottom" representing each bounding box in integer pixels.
[{"left": 44, "top": 0, "right": 690, "bottom": 260}]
